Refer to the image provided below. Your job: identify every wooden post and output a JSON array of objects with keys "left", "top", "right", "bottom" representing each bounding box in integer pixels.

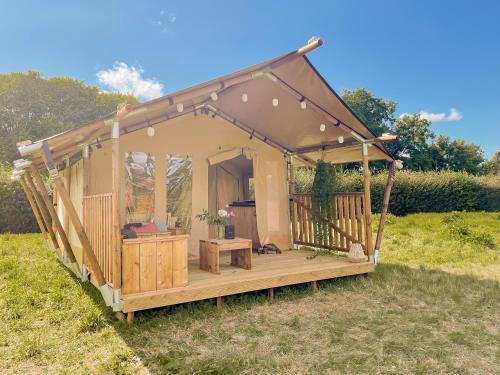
[
  {"left": 63, "top": 163, "right": 72, "bottom": 235},
  {"left": 48, "top": 169, "right": 107, "bottom": 286},
  {"left": 216, "top": 296, "right": 222, "bottom": 308},
  {"left": 82, "top": 144, "right": 90, "bottom": 196},
  {"left": 288, "top": 156, "right": 298, "bottom": 248},
  {"left": 374, "top": 162, "right": 396, "bottom": 257},
  {"left": 111, "top": 120, "right": 122, "bottom": 288},
  {"left": 30, "top": 166, "right": 77, "bottom": 264},
  {"left": 362, "top": 143, "right": 374, "bottom": 260},
  {"left": 23, "top": 173, "right": 58, "bottom": 248},
  {"left": 127, "top": 311, "right": 135, "bottom": 324},
  {"left": 311, "top": 280, "right": 318, "bottom": 290},
  {"left": 20, "top": 177, "right": 48, "bottom": 240},
  {"left": 268, "top": 288, "right": 275, "bottom": 302}
]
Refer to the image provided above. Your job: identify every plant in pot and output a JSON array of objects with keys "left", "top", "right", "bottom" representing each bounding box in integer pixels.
[{"left": 196, "top": 208, "right": 235, "bottom": 240}]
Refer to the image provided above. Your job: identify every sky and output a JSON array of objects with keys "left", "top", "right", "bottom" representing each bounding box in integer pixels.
[{"left": 1, "top": 0, "right": 499, "bottom": 158}]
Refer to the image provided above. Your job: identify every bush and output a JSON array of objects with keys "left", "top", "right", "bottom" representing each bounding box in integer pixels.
[
  {"left": 0, "top": 164, "right": 39, "bottom": 233},
  {"left": 295, "top": 169, "right": 500, "bottom": 216}
]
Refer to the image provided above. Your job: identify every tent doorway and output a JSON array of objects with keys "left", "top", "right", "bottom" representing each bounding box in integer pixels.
[{"left": 208, "top": 154, "right": 255, "bottom": 240}]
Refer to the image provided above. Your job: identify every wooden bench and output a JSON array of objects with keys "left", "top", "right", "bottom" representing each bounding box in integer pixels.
[{"left": 199, "top": 238, "right": 252, "bottom": 274}]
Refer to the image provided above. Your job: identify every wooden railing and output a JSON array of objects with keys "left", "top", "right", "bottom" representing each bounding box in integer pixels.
[
  {"left": 83, "top": 193, "right": 114, "bottom": 285},
  {"left": 291, "top": 192, "right": 367, "bottom": 253}
]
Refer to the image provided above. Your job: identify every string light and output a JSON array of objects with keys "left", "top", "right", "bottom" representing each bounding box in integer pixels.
[
  {"left": 210, "top": 92, "right": 218, "bottom": 101},
  {"left": 319, "top": 123, "right": 326, "bottom": 132},
  {"left": 147, "top": 124, "right": 155, "bottom": 137},
  {"left": 338, "top": 135, "right": 344, "bottom": 143},
  {"left": 176, "top": 103, "right": 184, "bottom": 113},
  {"left": 300, "top": 100, "right": 307, "bottom": 109},
  {"left": 242, "top": 93, "right": 248, "bottom": 103},
  {"left": 272, "top": 98, "right": 279, "bottom": 107}
]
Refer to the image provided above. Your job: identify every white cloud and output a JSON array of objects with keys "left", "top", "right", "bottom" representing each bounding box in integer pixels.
[
  {"left": 97, "top": 62, "right": 164, "bottom": 101},
  {"left": 151, "top": 10, "right": 176, "bottom": 33},
  {"left": 399, "top": 108, "right": 463, "bottom": 123}
]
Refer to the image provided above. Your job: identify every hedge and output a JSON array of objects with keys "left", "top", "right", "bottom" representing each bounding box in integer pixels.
[
  {"left": 1, "top": 165, "right": 499, "bottom": 233},
  {"left": 295, "top": 169, "right": 500, "bottom": 216},
  {"left": 0, "top": 165, "right": 39, "bottom": 233}
]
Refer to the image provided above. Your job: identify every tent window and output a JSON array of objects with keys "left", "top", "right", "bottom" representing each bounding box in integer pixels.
[
  {"left": 125, "top": 152, "right": 155, "bottom": 223},
  {"left": 166, "top": 154, "right": 192, "bottom": 231}
]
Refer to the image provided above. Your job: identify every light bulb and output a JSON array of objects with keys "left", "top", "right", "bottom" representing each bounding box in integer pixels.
[
  {"left": 319, "top": 123, "right": 326, "bottom": 132},
  {"left": 300, "top": 101, "right": 307, "bottom": 109},
  {"left": 147, "top": 126, "right": 155, "bottom": 137},
  {"left": 338, "top": 135, "right": 344, "bottom": 143},
  {"left": 176, "top": 103, "right": 184, "bottom": 113},
  {"left": 210, "top": 92, "right": 218, "bottom": 101},
  {"left": 242, "top": 93, "right": 248, "bottom": 103},
  {"left": 272, "top": 98, "right": 279, "bottom": 107}
]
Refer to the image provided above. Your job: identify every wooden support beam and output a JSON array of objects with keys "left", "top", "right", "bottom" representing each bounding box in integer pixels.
[
  {"left": 362, "top": 144, "right": 374, "bottom": 260},
  {"left": 47, "top": 168, "right": 107, "bottom": 286},
  {"left": 311, "top": 280, "right": 318, "bottom": 290},
  {"left": 20, "top": 177, "right": 48, "bottom": 240},
  {"left": 111, "top": 120, "right": 122, "bottom": 289},
  {"left": 374, "top": 162, "right": 396, "bottom": 256},
  {"left": 30, "top": 166, "right": 77, "bottom": 264},
  {"left": 127, "top": 311, "right": 135, "bottom": 325},
  {"left": 216, "top": 296, "right": 222, "bottom": 308},
  {"left": 268, "top": 288, "right": 275, "bottom": 302},
  {"left": 24, "top": 171, "right": 60, "bottom": 251}
]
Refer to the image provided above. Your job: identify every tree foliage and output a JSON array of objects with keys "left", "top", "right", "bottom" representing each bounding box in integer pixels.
[
  {"left": 0, "top": 71, "right": 138, "bottom": 162},
  {"left": 341, "top": 88, "right": 485, "bottom": 174},
  {"left": 479, "top": 151, "right": 500, "bottom": 175}
]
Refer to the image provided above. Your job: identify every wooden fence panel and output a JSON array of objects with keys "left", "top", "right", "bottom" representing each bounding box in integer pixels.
[
  {"left": 291, "top": 193, "right": 367, "bottom": 253},
  {"left": 83, "top": 194, "right": 114, "bottom": 285}
]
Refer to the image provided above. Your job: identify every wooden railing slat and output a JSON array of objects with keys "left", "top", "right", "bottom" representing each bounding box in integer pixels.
[
  {"left": 290, "top": 193, "right": 367, "bottom": 252},
  {"left": 83, "top": 193, "right": 113, "bottom": 285}
]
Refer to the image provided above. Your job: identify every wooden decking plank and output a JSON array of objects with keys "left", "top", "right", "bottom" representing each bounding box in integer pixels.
[{"left": 122, "top": 251, "right": 373, "bottom": 312}]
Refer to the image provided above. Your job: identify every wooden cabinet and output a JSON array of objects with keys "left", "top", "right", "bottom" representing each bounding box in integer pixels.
[
  {"left": 231, "top": 206, "right": 260, "bottom": 249},
  {"left": 122, "top": 235, "right": 188, "bottom": 294}
]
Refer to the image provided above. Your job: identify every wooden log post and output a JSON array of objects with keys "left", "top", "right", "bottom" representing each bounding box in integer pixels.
[
  {"left": 288, "top": 156, "right": 298, "bottom": 248},
  {"left": 20, "top": 177, "right": 48, "bottom": 240},
  {"left": 23, "top": 173, "right": 59, "bottom": 249},
  {"left": 362, "top": 143, "right": 374, "bottom": 261},
  {"left": 374, "top": 162, "right": 396, "bottom": 262},
  {"left": 43, "top": 150, "right": 119, "bottom": 308},
  {"left": 111, "top": 118, "right": 122, "bottom": 289},
  {"left": 38, "top": 147, "right": 107, "bottom": 288},
  {"left": 30, "top": 165, "right": 77, "bottom": 265}
]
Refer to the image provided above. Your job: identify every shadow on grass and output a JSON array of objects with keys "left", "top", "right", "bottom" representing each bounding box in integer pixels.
[{"left": 74, "top": 261, "right": 499, "bottom": 374}]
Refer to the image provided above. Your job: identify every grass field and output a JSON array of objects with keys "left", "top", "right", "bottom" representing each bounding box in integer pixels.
[{"left": 0, "top": 212, "right": 499, "bottom": 374}]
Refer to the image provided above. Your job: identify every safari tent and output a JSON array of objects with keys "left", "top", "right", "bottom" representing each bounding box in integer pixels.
[{"left": 11, "top": 38, "right": 397, "bottom": 323}]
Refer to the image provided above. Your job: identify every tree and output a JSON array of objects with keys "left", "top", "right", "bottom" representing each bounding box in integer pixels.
[
  {"left": 391, "top": 114, "right": 435, "bottom": 171},
  {"left": 479, "top": 151, "right": 500, "bottom": 175},
  {"left": 341, "top": 88, "right": 397, "bottom": 136},
  {"left": 429, "top": 136, "right": 484, "bottom": 174},
  {"left": 0, "top": 71, "right": 138, "bottom": 162}
]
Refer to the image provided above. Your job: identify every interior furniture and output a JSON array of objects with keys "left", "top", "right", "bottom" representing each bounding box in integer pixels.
[
  {"left": 199, "top": 237, "right": 252, "bottom": 274},
  {"left": 229, "top": 203, "right": 260, "bottom": 249}
]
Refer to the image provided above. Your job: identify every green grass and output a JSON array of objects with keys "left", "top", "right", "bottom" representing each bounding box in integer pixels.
[{"left": 0, "top": 212, "right": 499, "bottom": 374}]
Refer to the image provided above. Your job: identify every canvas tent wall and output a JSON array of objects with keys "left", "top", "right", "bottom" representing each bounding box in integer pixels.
[{"left": 84, "top": 113, "right": 291, "bottom": 257}]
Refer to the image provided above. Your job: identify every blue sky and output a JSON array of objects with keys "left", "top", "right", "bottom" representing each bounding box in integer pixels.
[{"left": 1, "top": 1, "right": 499, "bottom": 158}]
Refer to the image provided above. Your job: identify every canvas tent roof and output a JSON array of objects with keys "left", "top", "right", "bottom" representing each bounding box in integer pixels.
[{"left": 19, "top": 38, "right": 394, "bottom": 168}]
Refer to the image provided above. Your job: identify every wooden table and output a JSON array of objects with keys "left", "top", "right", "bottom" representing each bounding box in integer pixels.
[{"left": 199, "top": 238, "right": 252, "bottom": 274}]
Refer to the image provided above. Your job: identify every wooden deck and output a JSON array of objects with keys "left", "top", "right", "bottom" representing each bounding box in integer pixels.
[{"left": 122, "top": 250, "right": 373, "bottom": 313}]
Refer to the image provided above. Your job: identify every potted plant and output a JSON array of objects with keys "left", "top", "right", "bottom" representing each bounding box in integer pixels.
[{"left": 196, "top": 208, "right": 235, "bottom": 239}]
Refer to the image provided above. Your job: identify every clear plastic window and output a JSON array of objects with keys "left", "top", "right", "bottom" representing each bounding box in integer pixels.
[
  {"left": 166, "top": 155, "right": 192, "bottom": 230},
  {"left": 125, "top": 152, "right": 155, "bottom": 223}
]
